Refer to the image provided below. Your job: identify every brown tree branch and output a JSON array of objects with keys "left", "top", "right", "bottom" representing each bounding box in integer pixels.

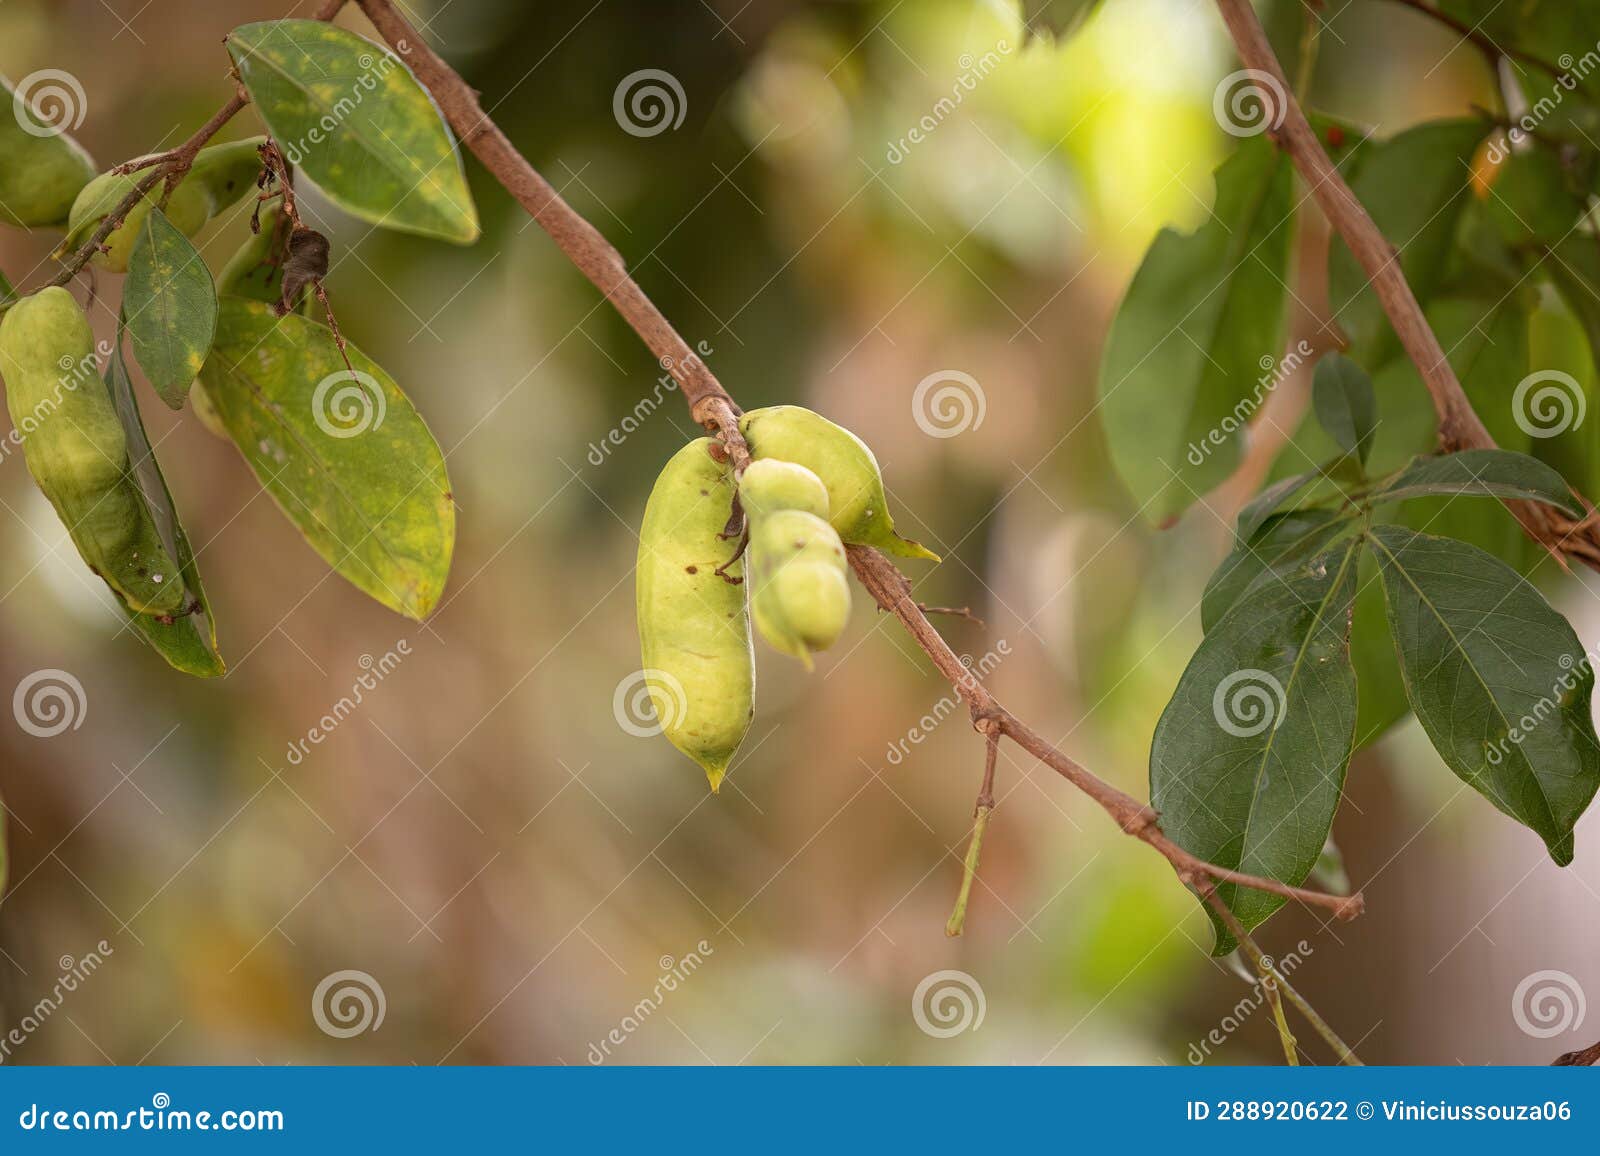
[
  {"left": 43, "top": 0, "right": 352, "bottom": 291},
  {"left": 345, "top": 0, "right": 1359, "bottom": 1054},
  {"left": 1214, "top": 0, "right": 1600, "bottom": 572},
  {"left": 350, "top": 0, "right": 746, "bottom": 468},
  {"left": 1553, "top": 1040, "right": 1600, "bottom": 1066}
]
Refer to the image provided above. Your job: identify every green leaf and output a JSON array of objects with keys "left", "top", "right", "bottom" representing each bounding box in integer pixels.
[
  {"left": 106, "top": 327, "right": 224, "bottom": 676},
  {"left": 1367, "top": 524, "right": 1600, "bottom": 864},
  {"left": 124, "top": 206, "right": 217, "bottom": 409},
  {"left": 1438, "top": 3, "right": 1600, "bottom": 100},
  {"left": 0, "top": 266, "right": 14, "bottom": 307},
  {"left": 1485, "top": 145, "right": 1581, "bottom": 245},
  {"left": 1152, "top": 537, "right": 1360, "bottom": 953},
  {"left": 228, "top": 20, "right": 479, "bottom": 244},
  {"left": 199, "top": 297, "right": 454, "bottom": 619},
  {"left": 1201, "top": 507, "right": 1355, "bottom": 632},
  {"left": 1525, "top": 287, "right": 1600, "bottom": 500},
  {"left": 1367, "top": 448, "right": 1577, "bottom": 514},
  {"left": 1327, "top": 120, "right": 1487, "bottom": 363},
  {"left": 0, "top": 71, "right": 97, "bottom": 228},
  {"left": 1099, "top": 136, "right": 1293, "bottom": 522},
  {"left": 1235, "top": 471, "right": 1317, "bottom": 544},
  {"left": 1312, "top": 353, "right": 1377, "bottom": 464}
]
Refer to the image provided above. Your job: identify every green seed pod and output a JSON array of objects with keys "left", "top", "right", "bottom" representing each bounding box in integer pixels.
[
  {"left": 637, "top": 437, "right": 754, "bottom": 791},
  {"left": 738, "top": 458, "right": 829, "bottom": 521},
  {"left": 0, "top": 74, "right": 96, "bottom": 228},
  {"left": 739, "top": 405, "right": 939, "bottom": 561},
  {"left": 744, "top": 507, "right": 850, "bottom": 668},
  {"left": 0, "top": 287, "right": 184, "bottom": 614},
  {"left": 60, "top": 137, "right": 264, "bottom": 272}
]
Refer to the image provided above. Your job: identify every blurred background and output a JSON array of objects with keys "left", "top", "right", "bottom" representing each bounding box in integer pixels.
[{"left": 0, "top": 0, "right": 1596, "bottom": 1065}]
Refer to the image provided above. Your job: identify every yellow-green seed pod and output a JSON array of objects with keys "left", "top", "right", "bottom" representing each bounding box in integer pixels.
[
  {"left": 0, "top": 287, "right": 184, "bottom": 613},
  {"left": 739, "top": 405, "right": 939, "bottom": 561},
  {"left": 60, "top": 137, "right": 264, "bottom": 272},
  {"left": 0, "top": 74, "right": 96, "bottom": 228},
  {"left": 738, "top": 458, "right": 829, "bottom": 521},
  {"left": 744, "top": 506, "right": 851, "bottom": 669},
  {"left": 637, "top": 437, "right": 754, "bottom": 791},
  {"left": 189, "top": 379, "right": 230, "bottom": 440}
]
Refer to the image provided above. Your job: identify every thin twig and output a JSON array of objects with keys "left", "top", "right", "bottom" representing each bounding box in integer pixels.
[
  {"left": 1258, "top": 955, "right": 1299, "bottom": 1065},
  {"left": 44, "top": 0, "right": 349, "bottom": 290},
  {"left": 1388, "top": 0, "right": 1564, "bottom": 80},
  {"left": 917, "top": 603, "right": 984, "bottom": 626},
  {"left": 1201, "top": 887, "right": 1363, "bottom": 1065},
  {"left": 946, "top": 722, "right": 999, "bottom": 937},
  {"left": 1213, "top": 0, "right": 1600, "bottom": 571}
]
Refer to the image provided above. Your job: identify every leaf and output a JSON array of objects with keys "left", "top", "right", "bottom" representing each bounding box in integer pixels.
[
  {"left": 1152, "top": 537, "right": 1360, "bottom": 953},
  {"left": 1438, "top": 3, "right": 1600, "bottom": 100},
  {"left": 1485, "top": 145, "right": 1581, "bottom": 245},
  {"left": 1327, "top": 120, "right": 1487, "bottom": 362},
  {"left": 1368, "top": 448, "right": 1578, "bottom": 514},
  {"left": 1312, "top": 353, "right": 1377, "bottom": 464},
  {"left": 1525, "top": 287, "right": 1600, "bottom": 500},
  {"left": 1201, "top": 507, "right": 1355, "bottom": 632},
  {"left": 124, "top": 206, "right": 217, "bottom": 409},
  {"left": 1234, "top": 471, "right": 1317, "bottom": 543},
  {"left": 199, "top": 298, "right": 454, "bottom": 619},
  {"left": 1367, "top": 525, "right": 1600, "bottom": 863},
  {"left": 106, "top": 328, "right": 224, "bottom": 676},
  {"left": 1099, "top": 136, "right": 1294, "bottom": 522},
  {"left": 227, "top": 20, "right": 479, "bottom": 244},
  {"left": 0, "top": 265, "right": 14, "bottom": 306}
]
